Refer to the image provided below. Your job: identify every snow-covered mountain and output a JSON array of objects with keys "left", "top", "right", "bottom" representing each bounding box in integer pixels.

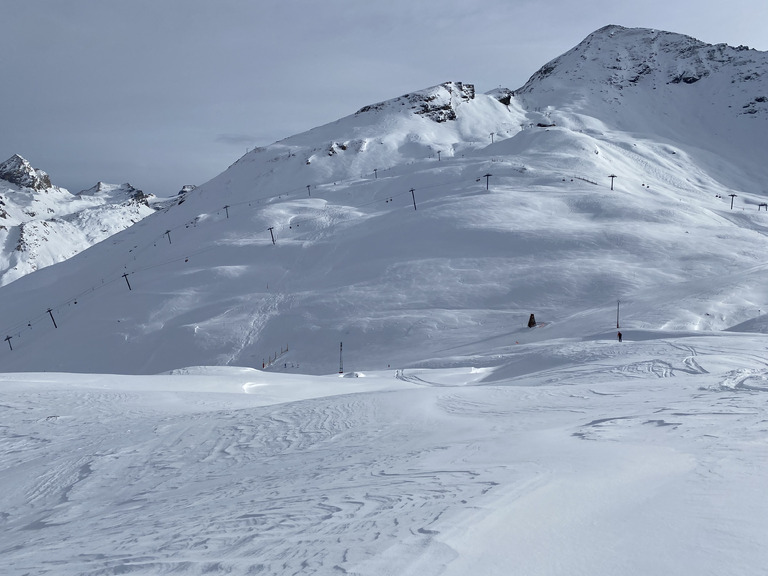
[
  {"left": 515, "top": 24, "right": 768, "bottom": 192},
  {"left": 0, "top": 25, "right": 767, "bottom": 377},
  {"left": 0, "top": 154, "right": 159, "bottom": 286},
  {"left": 5, "top": 25, "right": 768, "bottom": 576}
]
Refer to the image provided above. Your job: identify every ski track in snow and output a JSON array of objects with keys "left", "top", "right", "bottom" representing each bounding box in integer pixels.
[
  {"left": 3, "top": 336, "right": 768, "bottom": 575},
  {"left": 1, "top": 384, "right": 521, "bottom": 575},
  {"left": 222, "top": 292, "right": 287, "bottom": 367}
]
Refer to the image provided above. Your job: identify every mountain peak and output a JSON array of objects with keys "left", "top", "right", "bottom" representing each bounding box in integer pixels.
[
  {"left": 0, "top": 154, "right": 53, "bottom": 191},
  {"left": 516, "top": 25, "right": 768, "bottom": 114}
]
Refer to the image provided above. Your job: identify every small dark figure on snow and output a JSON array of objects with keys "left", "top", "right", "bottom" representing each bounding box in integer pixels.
[
  {"left": 528, "top": 313, "right": 537, "bottom": 328},
  {"left": 617, "top": 331, "right": 623, "bottom": 342}
]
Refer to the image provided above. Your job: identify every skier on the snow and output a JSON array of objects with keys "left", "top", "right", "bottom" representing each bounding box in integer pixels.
[{"left": 617, "top": 331, "right": 622, "bottom": 342}]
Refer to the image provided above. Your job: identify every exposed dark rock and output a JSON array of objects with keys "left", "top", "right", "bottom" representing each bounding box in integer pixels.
[
  {"left": 669, "top": 72, "right": 707, "bottom": 84},
  {"left": 356, "top": 81, "right": 475, "bottom": 123},
  {"left": 0, "top": 154, "right": 52, "bottom": 191},
  {"left": 488, "top": 88, "right": 515, "bottom": 106},
  {"left": 128, "top": 187, "right": 152, "bottom": 207}
]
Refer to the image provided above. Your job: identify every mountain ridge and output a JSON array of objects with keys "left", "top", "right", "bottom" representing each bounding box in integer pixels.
[
  {"left": 1, "top": 25, "right": 767, "bottom": 374},
  {"left": 0, "top": 154, "right": 161, "bottom": 286}
]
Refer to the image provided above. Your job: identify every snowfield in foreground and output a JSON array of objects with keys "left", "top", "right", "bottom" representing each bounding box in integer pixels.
[{"left": 2, "top": 332, "right": 767, "bottom": 575}]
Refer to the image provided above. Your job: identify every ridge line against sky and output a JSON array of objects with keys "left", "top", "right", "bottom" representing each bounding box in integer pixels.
[{"left": 2, "top": 0, "right": 766, "bottom": 196}]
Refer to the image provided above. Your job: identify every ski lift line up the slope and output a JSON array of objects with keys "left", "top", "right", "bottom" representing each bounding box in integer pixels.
[
  {"left": 0, "top": 167, "right": 505, "bottom": 348},
  {"left": 102, "top": 167, "right": 504, "bottom": 283},
  {"left": 114, "top": 152, "right": 631, "bottom": 273},
  {"left": 0, "top": 157, "right": 663, "bottom": 351},
  {"left": 2, "top": 157, "right": 724, "bottom": 350},
  {"left": 104, "top": 163, "right": 643, "bottom": 276},
  {"left": 109, "top": 171, "right": 492, "bottom": 283},
  {"left": 0, "top": 154, "right": 752, "bottom": 351},
  {"left": 116, "top": 169, "right": 472, "bottom": 268},
  {"left": 0, "top": 276, "right": 125, "bottom": 343},
  {"left": 89, "top": 171, "right": 408, "bottom": 295}
]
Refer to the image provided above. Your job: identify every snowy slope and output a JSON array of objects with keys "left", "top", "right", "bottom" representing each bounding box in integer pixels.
[
  {"left": 2, "top": 337, "right": 768, "bottom": 575},
  {"left": 3, "top": 24, "right": 768, "bottom": 576},
  {"left": 0, "top": 155, "right": 159, "bottom": 286},
  {"left": 516, "top": 24, "right": 768, "bottom": 192},
  {"left": 0, "top": 27, "right": 765, "bottom": 376}
]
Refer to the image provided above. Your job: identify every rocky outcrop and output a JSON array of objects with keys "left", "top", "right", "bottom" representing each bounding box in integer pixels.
[
  {"left": 487, "top": 87, "right": 515, "bottom": 106},
  {"left": 0, "top": 154, "right": 53, "bottom": 191},
  {"left": 356, "top": 81, "right": 476, "bottom": 123}
]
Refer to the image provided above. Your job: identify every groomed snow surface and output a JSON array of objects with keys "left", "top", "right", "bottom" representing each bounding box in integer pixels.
[{"left": 3, "top": 335, "right": 768, "bottom": 575}]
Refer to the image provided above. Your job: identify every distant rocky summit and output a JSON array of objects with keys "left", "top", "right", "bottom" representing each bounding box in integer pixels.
[
  {"left": 0, "top": 154, "right": 53, "bottom": 191},
  {"left": 78, "top": 181, "right": 154, "bottom": 207}
]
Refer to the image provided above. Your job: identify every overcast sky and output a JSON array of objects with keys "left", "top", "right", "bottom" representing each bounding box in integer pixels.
[{"left": 2, "top": 0, "right": 766, "bottom": 196}]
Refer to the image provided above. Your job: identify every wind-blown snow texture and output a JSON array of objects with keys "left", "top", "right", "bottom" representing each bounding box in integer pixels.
[{"left": 2, "top": 25, "right": 768, "bottom": 575}]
